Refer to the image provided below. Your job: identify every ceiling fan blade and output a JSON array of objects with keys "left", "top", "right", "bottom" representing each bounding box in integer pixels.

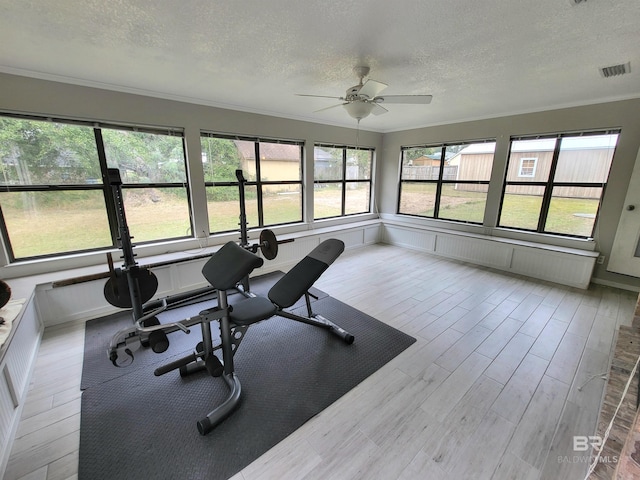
[
  {"left": 314, "top": 103, "right": 348, "bottom": 113},
  {"left": 371, "top": 103, "right": 388, "bottom": 116},
  {"left": 374, "top": 95, "right": 433, "bottom": 104},
  {"left": 358, "top": 79, "right": 388, "bottom": 99},
  {"left": 296, "top": 94, "right": 344, "bottom": 100}
]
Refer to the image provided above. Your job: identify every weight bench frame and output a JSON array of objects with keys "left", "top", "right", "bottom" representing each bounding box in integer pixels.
[{"left": 108, "top": 238, "right": 353, "bottom": 435}]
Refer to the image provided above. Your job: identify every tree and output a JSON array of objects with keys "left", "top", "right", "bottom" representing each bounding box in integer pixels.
[
  {"left": 201, "top": 138, "right": 247, "bottom": 201},
  {"left": 102, "top": 129, "right": 187, "bottom": 184},
  {"left": 0, "top": 117, "right": 100, "bottom": 186}
]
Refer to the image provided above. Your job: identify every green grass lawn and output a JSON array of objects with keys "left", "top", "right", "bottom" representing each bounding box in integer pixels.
[
  {"left": 501, "top": 194, "right": 598, "bottom": 236},
  {"left": 4, "top": 188, "right": 351, "bottom": 258},
  {"left": 400, "top": 183, "right": 598, "bottom": 236}
]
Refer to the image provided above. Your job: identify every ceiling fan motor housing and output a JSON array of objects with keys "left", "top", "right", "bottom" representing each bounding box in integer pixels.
[{"left": 346, "top": 84, "right": 363, "bottom": 100}]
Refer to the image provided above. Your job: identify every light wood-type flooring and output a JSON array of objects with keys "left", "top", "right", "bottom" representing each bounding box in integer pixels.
[{"left": 4, "top": 244, "right": 639, "bottom": 480}]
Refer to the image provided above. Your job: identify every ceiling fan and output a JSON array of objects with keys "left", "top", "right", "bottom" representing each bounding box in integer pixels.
[{"left": 297, "top": 66, "right": 432, "bottom": 122}]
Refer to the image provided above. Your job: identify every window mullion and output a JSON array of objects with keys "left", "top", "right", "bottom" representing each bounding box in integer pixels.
[
  {"left": 538, "top": 137, "right": 562, "bottom": 232},
  {"left": 254, "top": 142, "right": 264, "bottom": 228},
  {"left": 94, "top": 128, "right": 118, "bottom": 247},
  {"left": 341, "top": 148, "right": 347, "bottom": 216},
  {"left": 433, "top": 146, "right": 446, "bottom": 218},
  {"left": 0, "top": 202, "right": 15, "bottom": 261}
]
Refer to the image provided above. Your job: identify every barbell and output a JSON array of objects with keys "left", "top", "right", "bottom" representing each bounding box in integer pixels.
[{"left": 257, "top": 228, "right": 294, "bottom": 260}]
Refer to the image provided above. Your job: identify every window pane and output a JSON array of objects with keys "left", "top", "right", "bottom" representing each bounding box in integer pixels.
[
  {"left": 398, "top": 182, "right": 437, "bottom": 217},
  {"left": 439, "top": 183, "right": 487, "bottom": 223},
  {"left": 545, "top": 186, "right": 602, "bottom": 237},
  {"left": 258, "top": 142, "right": 301, "bottom": 181},
  {"left": 506, "top": 138, "right": 555, "bottom": 182},
  {"left": 103, "top": 130, "right": 186, "bottom": 183},
  {"left": 207, "top": 185, "right": 258, "bottom": 232},
  {"left": 402, "top": 146, "right": 442, "bottom": 168},
  {"left": 0, "top": 117, "right": 101, "bottom": 185},
  {"left": 204, "top": 136, "right": 302, "bottom": 230},
  {"left": 314, "top": 144, "right": 372, "bottom": 220},
  {"left": 402, "top": 148, "right": 442, "bottom": 181},
  {"left": 451, "top": 142, "right": 496, "bottom": 181},
  {"left": 1, "top": 190, "right": 111, "bottom": 258},
  {"left": 554, "top": 134, "right": 618, "bottom": 183},
  {"left": 262, "top": 187, "right": 302, "bottom": 225},
  {"left": 201, "top": 138, "right": 254, "bottom": 182},
  {"left": 499, "top": 185, "right": 545, "bottom": 230},
  {"left": 345, "top": 182, "right": 370, "bottom": 215},
  {"left": 122, "top": 187, "right": 191, "bottom": 242},
  {"left": 346, "top": 149, "right": 372, "bottom": 180},
  {"left": 314, "top": 146, "right": 343, "bottom": 181},
  {"left": 314, "top": 183, "right": 342, "bottom": 219}
]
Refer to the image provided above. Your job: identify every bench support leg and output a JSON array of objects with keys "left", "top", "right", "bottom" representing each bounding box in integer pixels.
[{"left": 277, "top": 308, "right": 354, "bottom": 344}]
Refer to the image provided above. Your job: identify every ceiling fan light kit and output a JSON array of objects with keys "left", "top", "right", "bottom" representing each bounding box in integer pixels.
[
  {"left": 344, "top": 101, "right": 374, "bottom": 120},
  {"left": 297, "top": 66, "right": 433, "bottom": 123}
]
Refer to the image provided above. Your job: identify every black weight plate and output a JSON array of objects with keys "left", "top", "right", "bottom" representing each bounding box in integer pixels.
[
  {"left": 104, "top": 269, "right": 159, "bottom": 308},
  {"left": 0, "top": 280, "right": 11, "bottom": 309},
  {"left": 259, "top": 228, "right": 278, "bottom": 260}
]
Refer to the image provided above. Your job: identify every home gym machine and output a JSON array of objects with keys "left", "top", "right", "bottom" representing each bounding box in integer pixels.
[
  {"left": 106, "top": 170, "right": 354, "bottom": 435},
  {"left": 100, "top": 167, "right": 288, "bottom": 313},
  {"left": 97, "top": 167, "right": 293, "bottom": 363}
]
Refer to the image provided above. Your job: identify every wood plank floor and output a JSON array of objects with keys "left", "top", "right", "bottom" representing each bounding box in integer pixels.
[{"left": 4, "top": 244, "right": 639, "bottom": 480}]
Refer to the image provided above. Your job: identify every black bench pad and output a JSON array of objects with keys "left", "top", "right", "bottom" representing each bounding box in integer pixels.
[
  {"left": 202, "top": 242, "right": 264, "bottom": 291},
  {"left": 230, "top": 296, "right": 277, "bottom": 326},
  {"left": 268, "top": 239, "right": 344, "bottom": 309},
  {"left": 268, "top": 256, "right": 327, "bottom": 308}
]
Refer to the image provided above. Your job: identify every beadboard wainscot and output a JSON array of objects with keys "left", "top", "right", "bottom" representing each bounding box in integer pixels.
[
  {"left": 0, "top": 283, "right": 44, "bottom": 477},
  {"left": 34, "top": 220, "right": 383, "bottom": 326}
]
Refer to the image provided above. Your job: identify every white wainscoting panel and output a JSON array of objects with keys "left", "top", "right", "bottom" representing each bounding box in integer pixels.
[
  {"left": 320, "top": 228, "right": 365, "bottom": 250},
  {"left": 434, "top": 234, "right": 512, "bottom": 270},
  {"left": 381, "top": 223, "right": 597, "bottom": 289},
  {"left": 152, "top": 264, "right": 177, "bottom": 298},
  {"left": 33, "top": 222, "right": 380, "bottom": 326},
  {"left": 172, "top": 259, "right": 211, "bottom": 292},
  {"left": 0, "top": 370, "right": 15, "bottom": 469},
  {"left": 364, "top": 224, "right": 382, "bottom": 245},
  {"left": 510, "top": 248, "right": 596, "bottom": 289},
  {"left": 152, "top": 261, "right": 211, "bottom": 299},
  {"left": 37, "top": 260, "right": 215, "bottom": 326},
  {"left": 381, "top": 224, "right": 436, "bottom": 252},
  {"left": 255, "top": 236, "right": 320, "bottom": 275},
  {"left": 0, "top": 297, "right": 43, "bottom": 478},
  {"left": 3, "top": 300, "right": 41, "bottom": 396},
  {"left": 36, "top": 279, "right": 114, "bottom": 326}
]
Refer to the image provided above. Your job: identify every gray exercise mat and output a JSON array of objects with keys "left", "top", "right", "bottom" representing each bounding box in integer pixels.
[{"left": 78, "top": 295, "right": 415, "bottom": 480}]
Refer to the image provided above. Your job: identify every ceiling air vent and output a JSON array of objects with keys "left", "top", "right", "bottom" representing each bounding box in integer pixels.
[{"left": 600, "top": 62, "right": 631, "bottom": 78}]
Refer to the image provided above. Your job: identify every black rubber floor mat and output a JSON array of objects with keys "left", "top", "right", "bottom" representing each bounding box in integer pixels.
[{"left": 79, "top": 295, "right": 415, "bottom": 480}]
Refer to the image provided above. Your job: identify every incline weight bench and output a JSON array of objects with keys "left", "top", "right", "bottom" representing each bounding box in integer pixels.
[{"left": 108, "top": 238, "right": 353, "bottom": 435}]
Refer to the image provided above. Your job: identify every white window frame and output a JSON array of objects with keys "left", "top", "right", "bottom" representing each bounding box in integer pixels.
[{"left": 518, "top": 157, "right": 537, "bottom": 177}]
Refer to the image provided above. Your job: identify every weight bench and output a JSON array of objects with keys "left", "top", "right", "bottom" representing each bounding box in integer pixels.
[{"left": 108, "top": 238, "right": 353, "bottom": 435}]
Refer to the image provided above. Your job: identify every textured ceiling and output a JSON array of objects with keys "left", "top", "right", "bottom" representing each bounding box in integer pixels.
[{"left": 0, "top": 0, "right": 639, "bottom": 132}]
